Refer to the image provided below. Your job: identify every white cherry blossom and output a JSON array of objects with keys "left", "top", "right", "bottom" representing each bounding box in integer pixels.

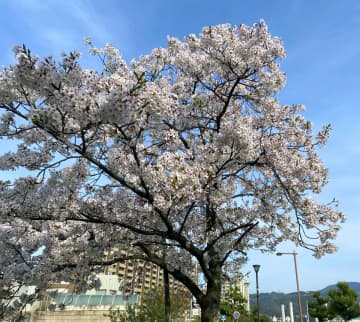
[{"left": 0, "top": 21, "right": 344, "bottom": 322}]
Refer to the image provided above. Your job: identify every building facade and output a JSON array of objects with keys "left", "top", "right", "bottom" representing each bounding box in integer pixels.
[
  {"left": 103, "top": 250, "right": 198, "bottom": 300},
  {"left": 221, "top": 277, "right": 250, "bottom": 310}
]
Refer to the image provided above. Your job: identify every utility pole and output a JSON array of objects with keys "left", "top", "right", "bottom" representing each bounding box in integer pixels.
[{"left": 276, "top": 252, "right": 303, "bottom": 322}]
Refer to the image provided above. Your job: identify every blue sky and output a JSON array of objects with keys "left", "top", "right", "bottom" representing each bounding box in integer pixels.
[{"left": 1, "top": 0, "right": 359, "bottom": 294}]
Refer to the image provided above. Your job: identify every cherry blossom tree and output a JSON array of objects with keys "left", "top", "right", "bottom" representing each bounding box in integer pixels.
[{"left": 0, "top": 21, "right": 344, "bottom": 322}]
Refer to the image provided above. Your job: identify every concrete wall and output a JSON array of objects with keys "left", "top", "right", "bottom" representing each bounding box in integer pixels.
[{"left": 28, "top": 310, "right": 111, "bottom": 322}]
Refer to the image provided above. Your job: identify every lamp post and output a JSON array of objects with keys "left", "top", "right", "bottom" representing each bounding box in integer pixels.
[
  {"left": 253, "top": 264, "right": 261, "bottom": 322},
  {"left": 276, "top": 252, "right": 303, "bottom": 322}
]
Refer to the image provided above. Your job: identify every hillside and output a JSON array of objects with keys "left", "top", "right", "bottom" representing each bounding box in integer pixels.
[
  {"left": 249, "top": 282, "right": 360, "bottom": 317},
  {"left": 319, "top": 282, "right": 360, "bottom": 295}
]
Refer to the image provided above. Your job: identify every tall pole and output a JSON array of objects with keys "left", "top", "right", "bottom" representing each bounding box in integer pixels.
[
  {"left": 253, "top": 264, "right": 261, "bottom": 322},
  {"left": 276, "top": 252, "right": 304, "bottom": 322},
  {"left": 292, "top": 253, "right": 304, "bottom": 322},
  {"left": 281, "top": 304, "right": 286, "bottom": 322}
]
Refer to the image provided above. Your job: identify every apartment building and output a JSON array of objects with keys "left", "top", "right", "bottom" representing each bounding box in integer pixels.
[
  {"left": 221, "top": 277, "right": 250, "bottom": 310},
  {"left": 102, "top": 250, "right": 198, "bottom": 299}
]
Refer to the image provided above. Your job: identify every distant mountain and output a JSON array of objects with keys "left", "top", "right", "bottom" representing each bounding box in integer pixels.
[
  {"left": 249, "top": 282, "right": 360, "bottom": 318},
  {"left": 249, "top": 291, "right": 314, "bottom": 317},
  {"left": 319, "top": 282, "right": 360, "bottom": 295}
]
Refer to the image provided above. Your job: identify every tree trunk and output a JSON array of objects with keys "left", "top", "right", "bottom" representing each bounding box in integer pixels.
[{"left": 199, "top": 270, "right": 222, "bottom": 322}]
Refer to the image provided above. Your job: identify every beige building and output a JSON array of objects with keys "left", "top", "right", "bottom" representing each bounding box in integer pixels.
[
  {"left": 221, "top": 277, "right": 250, "bottom": 310},
  {"left": 103, "top": 251, "right": 198, "bottom": 299}
]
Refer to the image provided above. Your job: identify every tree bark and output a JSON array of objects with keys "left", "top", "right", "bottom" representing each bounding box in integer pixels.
[{"left": 199, "top": 268, "right": 222, "bottom": 322}]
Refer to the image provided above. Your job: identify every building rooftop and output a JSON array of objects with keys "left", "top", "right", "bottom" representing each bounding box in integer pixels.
[{"left": 51, "top": 293, "right": 138, "bottom": 307}]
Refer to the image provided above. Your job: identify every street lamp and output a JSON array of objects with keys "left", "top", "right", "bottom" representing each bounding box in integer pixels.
[
  {"left": 253, "top": 264, "right": 261, "bottom": 322},
  {"left": 276, "top": 252, "right": 303, "bottom": 322}
]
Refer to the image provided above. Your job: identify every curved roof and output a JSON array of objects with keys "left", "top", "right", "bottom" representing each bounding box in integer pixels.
[{"left": 52, "top": 294, "right": 138, "bottom": 306}]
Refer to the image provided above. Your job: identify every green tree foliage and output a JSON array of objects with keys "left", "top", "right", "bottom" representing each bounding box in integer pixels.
[
  {"left": 308, "top": 282, "right": 360, "bottom": 322},
  {"left": 106, "top": 287, "right": 190, "bottom": 322},
  {"left": 220, "top": 286, "right": 248, "bottom": 317},
  {"left": 250, "top": 305, "right": 271, "bottom": 322},
  {"left": 328, "top": 282, "right": 360, "bottom": 321},
  {"left": 106, "top": 305, "right": 144, "bottom": 322},
  {"left": 308, "top": 292, "right": 334, "bottom": 322},
  {"left": 220, "top": 287, "right": 270, "bottom": 322}
]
